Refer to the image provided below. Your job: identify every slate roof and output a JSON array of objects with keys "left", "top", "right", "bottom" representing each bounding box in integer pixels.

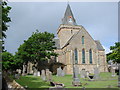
[
  {"left": 95, "top": 40, "right": 104, "bottom": 51},
  {"left": 62, "top": 4, "right": 77, "bottom": 25},
  {"left": 53, "top": 39, "right": 60, "bottom": 49}
]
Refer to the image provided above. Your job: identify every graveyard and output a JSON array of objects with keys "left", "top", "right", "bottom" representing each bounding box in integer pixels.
[
  {"left": 15, "top": 72, "right": 118, "bottom": 88},
  {"left": 3, "top": 64, "right": 119, "bottom": 89}
]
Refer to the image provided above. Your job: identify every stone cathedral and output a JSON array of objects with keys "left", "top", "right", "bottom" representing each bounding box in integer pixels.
[{"left": 54, "top": 4, "right": 108, "bottom": 74}]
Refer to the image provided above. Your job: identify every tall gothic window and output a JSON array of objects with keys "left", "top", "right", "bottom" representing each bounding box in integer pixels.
[
  {"left": 82, "top": 36, "right": 84, "bottom": 44},
  {"left": 82, "top": 49, "right": 85, "bottom": 64},
  {"left": 74, "top": 49, "right": 78, "bottom": 64},
  {"left": 89, "top": 49, "right": 92, "bottom": 64}
]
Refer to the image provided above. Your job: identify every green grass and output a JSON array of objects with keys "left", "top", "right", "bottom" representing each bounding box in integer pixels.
[{"left": 15, "top": 72, "right": 119, "bottom": 89}]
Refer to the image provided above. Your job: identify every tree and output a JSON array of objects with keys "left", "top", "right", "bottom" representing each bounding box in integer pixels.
[
  {"left": 107, "top": 42, "right": 120, "bottom": 63},
  {"left": 1, "top": 1, "right": 11, "bottom": 51},
  {"left": 17, "top": 30, "right": 58, "bottom": 67},
  {"left": 2, "top": 51, "right": 14, "bottom": 70},
  {"left": 2, "top": 51, "right": 23, "bottom": 71},
  {"left": 2, "top": 1, "right": 11, "bottom": 38}
]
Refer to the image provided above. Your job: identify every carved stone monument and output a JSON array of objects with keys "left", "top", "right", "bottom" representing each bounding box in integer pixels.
[{"left": 41, "top": 70, "right": 46, "bottom": 81}]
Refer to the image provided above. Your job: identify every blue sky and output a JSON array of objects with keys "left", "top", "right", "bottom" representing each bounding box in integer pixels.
[{"left": 5, "top": 2, "right": 118, "bottom": 54}]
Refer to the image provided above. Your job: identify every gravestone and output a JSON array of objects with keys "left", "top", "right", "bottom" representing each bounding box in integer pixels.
[
  {"left": 80, "top": 69, "right": 86, "bottom": 78},
  {"left": 111, "top": 66, "right": 116, "bottom": 77},
  {"left": 93, "top": 67, "right": 99, "bottom": 80},
  {"left": 37, "top": 71, "right": 40, "bottom": 76},
  {"left": 56, "top": 67, "right": 63, "bottom": 76},
  {"left": 22, "top": 64, "right": 27, "bottom": 76},
  {"left": 46, "top": 69, "right": 50, "bottom": 81},
  {"left": 41, "top": 70, "right": 46, "bottom": 81},
  {"left": 61, "top": 68, "right": 65, "bottom": 76},
  {"left": 72, "top": 66, "right": 80, "bottom": 86},
  {"left": 33, "top": 68, "right": 38, "bottom": 76},
  {"left": 49, "top": 71, "right": 52, "bottom": 82},
  {"left": 86, "top": 71, "right": 90, "bottom": 78},
  {"left": 27, "top": 62, "right": 33, "bottom": 74}
]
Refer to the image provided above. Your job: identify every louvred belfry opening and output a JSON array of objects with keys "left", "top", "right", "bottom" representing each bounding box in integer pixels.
[{"left": 62, "top": 4, "right": 77, "bottom": 25}]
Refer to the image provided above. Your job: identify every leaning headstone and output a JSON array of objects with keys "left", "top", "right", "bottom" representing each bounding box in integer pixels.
[
  {"left": 93, "top": 67, "right": 99, "bottom": 80},
  {"left": 41, "top": 70, "right": 46, "bottom": 81},
  {"left": 72, "top": 66, "right": 80, "bottom": 86}
]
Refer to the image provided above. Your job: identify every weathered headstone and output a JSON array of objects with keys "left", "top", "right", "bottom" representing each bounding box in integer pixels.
[
  {"left": 93, "top": 67, "right": 99, "bottom": 80},
  {"left": 80, "top": 69, "right": 86, "bottom": 78},
  {"left": 72, "top": 66, "right": 80, "bottom": 86},
  {"left": 33, "top": 68, "right": 38, "bottom": 76},
  {"left": 37, "top": 71, "right": 40, "bottom": 76},
  {"left": 61, "top": 70, "right": 65, "bottom": 77},
  {"left": 22, "top": 64, "right": 27, "bottom": 76},
  {"left": 41, "top": 70, "right": 46, "bottom": 81},
  {"left": 27, "top": 62, "right": 33, "bottom": 74},
  {"left": 56, "top": 67, "right": 63, "bottom": 76},
  {"left": 49, "top": 71, "right": 52, "bottom": 82},
  {"left": 86, "top": 71, "right": 90, "bottom": 78},
  {"left": 111, "top": 66, "right": 116, "bottom": 77},
  {"left": 46, "top": 69, "right": 50, "bottom": 81}
]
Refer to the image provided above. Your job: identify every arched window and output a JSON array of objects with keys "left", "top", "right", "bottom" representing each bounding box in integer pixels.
[
  {"left": 74, "top": 49, "right": 78, "bottom": 64},
  {"left": 82, "top": 49, "right": 85, "bottom": 64},
  {"left": 89, "top": 49, "right": 92, "bottom": 64},
  {"left": 82, "top": 36, "right": 84, "bottom": 44}
]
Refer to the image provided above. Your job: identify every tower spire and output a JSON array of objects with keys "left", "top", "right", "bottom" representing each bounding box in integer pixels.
[{"left": 62, "top": 3, "right": 77, "bottom": 25}]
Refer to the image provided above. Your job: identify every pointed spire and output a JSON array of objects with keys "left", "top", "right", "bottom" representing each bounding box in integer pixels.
[{"left": 62, "top": 4, "right": 77, "bottom": 25}]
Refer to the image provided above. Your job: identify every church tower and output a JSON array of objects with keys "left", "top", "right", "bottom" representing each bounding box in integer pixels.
[
  {"left": 57, "top": 4, "right": 82, "bottom": 48},
  {"left": 55, "top": 4, "right": 108, "bottom": 74}
]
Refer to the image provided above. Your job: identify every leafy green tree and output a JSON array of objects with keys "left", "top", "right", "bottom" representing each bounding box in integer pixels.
[
  {"left": 2, "top": 51, "right": 23, "bottom": 71},
  {"left": 107, "top": 42, "right": 120, "bottom": 63},
  {"left": 1, "top": 1, "right": 11, "bottom": 51},
  {"left": 2, "top": 51, "right": 14, "bottom": 70},
  {"left": 17, "top": 31, "right": 58, "bottom": 67},
  {"left": 2, "top": 1, "right": 11, "bottom": 38}
]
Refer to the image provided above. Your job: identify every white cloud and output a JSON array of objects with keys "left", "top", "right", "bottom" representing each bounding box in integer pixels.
[{"left": 103, "top": 45, "right": 112, "bottom": 54}]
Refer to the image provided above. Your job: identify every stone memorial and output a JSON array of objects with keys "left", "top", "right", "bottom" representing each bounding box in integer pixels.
[
  {"left": 49, "top": 71, "right": 52, "bottom": 82},
  {"left": 72, "top": 66, "right": 80, "bottom": 86},
  {"left": 22, "top": 64, "right": 27, "bottom": 76},
  {"left": 93, "top": 67, "right": 99, "bottom": 80},
  {"left": 41, "top": 70, "right": 46, "bottom": 81},
  {"left": 33, "top": 68, "right": 38, "bottom": 76},
  {"left": 111, "top": 66, "right": 116, "bottom": 77},
  {"left": 46, "top": 69, "right": 50, "bottom": 81},
  {"left": 37, "top": 71, "right": 40, "bottom": 76},
  {"left": 56, "top": 67, "right": 63, "bottom": 76},
  {"left": 80, "top": 69, "right": 86, "bottom": 78}
]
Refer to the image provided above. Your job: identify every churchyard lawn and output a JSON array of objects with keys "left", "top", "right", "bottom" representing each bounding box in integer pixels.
[{"left": 15, "top": 72, "right": 118, "bottom": 89}]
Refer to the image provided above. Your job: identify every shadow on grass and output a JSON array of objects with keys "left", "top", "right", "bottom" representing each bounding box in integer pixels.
[{"left": 16, "top": 75, "right": 50, "bottom": 88}]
